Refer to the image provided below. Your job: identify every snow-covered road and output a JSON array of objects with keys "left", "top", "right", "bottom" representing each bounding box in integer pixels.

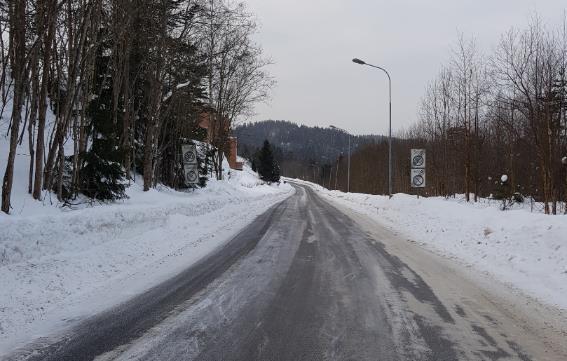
[
  {"left": 295, "top": 180, "right": 567, "bottom": 313},
  {"left": 0, "top": 167, "right": 293, "bottom": 356},
  {"left": 6, "top": 183, "right": 566, "bottom": 360}
]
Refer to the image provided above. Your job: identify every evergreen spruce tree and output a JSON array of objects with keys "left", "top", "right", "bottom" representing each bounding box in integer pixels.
[
  {"left": 81, "top": 29, "right": 126, "bottom": 201},
  {"left": 258, "top": 140, "right": 280, "bottom": 183},
  {"left": 273, "top": 162, "right": 281, "bottom": 182}
]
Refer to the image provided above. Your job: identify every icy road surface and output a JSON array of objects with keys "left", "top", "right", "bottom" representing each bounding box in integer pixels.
[{"left": 6, "top": 184, "right": 567, "bottom": 360}]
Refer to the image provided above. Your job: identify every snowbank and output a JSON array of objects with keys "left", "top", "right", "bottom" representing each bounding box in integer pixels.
[
  {"left": 0, "top": 79, "right": 295, "bottom": 354},
  {"left": 294, "top": 180, "right": 567, "bottom": 311},
  {"left": 0, "top": 163, "right": 292, "bottom": 354}
]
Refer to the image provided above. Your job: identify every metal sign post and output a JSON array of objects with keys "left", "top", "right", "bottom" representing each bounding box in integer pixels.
[
  {"left": 182, "top": 145, "right": 199, "bottom": 186},
  {"left": 411, "top": 149, "right": 426, "bottom": 197}
]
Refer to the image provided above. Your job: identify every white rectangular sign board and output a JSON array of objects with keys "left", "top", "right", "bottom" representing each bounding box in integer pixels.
[
  {"left": 411, "top": 149, "right": 426, "bottom": 169},
  {"left": 184, "top": 164, "right": 199, "bottom": 185},
  {"left": 181, "top": 145, "right": 199, "bottom": 185},
  {"left": 411, "top": 168, "right": 426, "bottom": 188},
  {"left": 181, "top": 145, "right": 198, "bottom": 165}
]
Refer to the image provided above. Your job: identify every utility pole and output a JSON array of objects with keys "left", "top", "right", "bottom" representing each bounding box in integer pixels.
[
  {"left": 335, "top": 156, "right": 340, "bottom": 190},
  {"left": 330, "top": 125, "right": 352, "bottom": 192},
  {"left": 563, "top": 156, "right": 567, "bottom": 214},
  {"left": 348, "top": 135, "right": 351, "bottom": 192}
]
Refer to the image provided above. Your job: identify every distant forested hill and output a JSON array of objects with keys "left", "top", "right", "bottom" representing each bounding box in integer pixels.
[{"left": 234, "top": 120, "right": 382, "bottom": 179}]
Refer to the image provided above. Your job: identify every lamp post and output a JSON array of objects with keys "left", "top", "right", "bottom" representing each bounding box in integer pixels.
[
  {"left": 562, "top": 156, "right": 567, "bottom": 214},
  {"left": 335, "top": 156, "right": 340, "bottom": 190},
  {"left": 352, "top": 58, "right": 393, "bottom": 198},
  {"left": 330, "top": 125, "right": 351, "bottom": 193}
]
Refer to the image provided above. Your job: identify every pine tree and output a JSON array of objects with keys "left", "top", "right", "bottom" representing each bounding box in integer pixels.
[
  {"left": 258, "top": 140, "right": 280, "bottom": 183},
  {"left": 273, "top": 162, "right": 281, "bottom": 182},
  {"left": 80, "top": 28, "right": 126, "bottom": 201}
]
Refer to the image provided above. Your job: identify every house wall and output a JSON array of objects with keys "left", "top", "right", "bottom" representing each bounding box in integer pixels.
[
  {"left": 228, "top": 137, "right": 243, "bottom": 171},
  {"left": 199, "top": 112, "right": 242, "bottom": 170}
]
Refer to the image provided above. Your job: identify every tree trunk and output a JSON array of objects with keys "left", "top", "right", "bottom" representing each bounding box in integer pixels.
[
  {"left": 2, "top": 0, "right": 26, "bottom": 214},
  {"left": 143, "top": 119, "right": 155, "bottom": 191},
  {"left": 28, "top": 48, "right": 40, "bottom": 194},
  {"left": 33, "top": 0, "right": 57, "bottom": 200},
  {"left": 57, "top": 138, "right": 65, "bottom": 201}
]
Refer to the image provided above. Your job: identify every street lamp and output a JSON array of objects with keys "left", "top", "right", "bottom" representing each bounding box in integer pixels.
[
  {"left": 352, "top": 58, "right": 393, "bottom": 198},
  {"left": 330, "top": 125, "right": 351, "bottom": 193},
  {"left": 562, "top": 156, "right": 567, "bottom": 214}
]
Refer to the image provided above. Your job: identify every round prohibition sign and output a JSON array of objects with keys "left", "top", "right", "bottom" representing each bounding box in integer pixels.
[
  {"left": 412, "top": 154, "right": 424, "bottom": 167},
  {"left": 183, "top": 151, "right": 196, "bottom": 163},
  {"left": 186, "top": 170, "right": 198, "bottom": 182},
  {"left": 412, "top": 174, "right": 425, "bottom": 187}
]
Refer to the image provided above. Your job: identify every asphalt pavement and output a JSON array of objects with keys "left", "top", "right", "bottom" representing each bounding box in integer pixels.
[{"left": 7, "top": 183, "right": 567, "bottom": 361}]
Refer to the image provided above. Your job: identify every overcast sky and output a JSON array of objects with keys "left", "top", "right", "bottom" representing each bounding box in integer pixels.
[{"left": 243, "top": 0, "right": 566, "bottom": 135}]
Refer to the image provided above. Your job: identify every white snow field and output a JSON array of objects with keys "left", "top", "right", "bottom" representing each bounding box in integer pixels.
[
  {"left": 0, "top": 94, "right": 292, "bottom": 353},
  {"left": 0, "top": 122, "right": 293, "bottom": 354},
  {"left": 293, "top": 180, "right": 567, "bottom": 312}
]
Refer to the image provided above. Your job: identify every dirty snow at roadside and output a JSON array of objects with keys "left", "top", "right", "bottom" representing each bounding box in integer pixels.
[
  {"left": 0, "top": 161, "right": 293, "bottom": 354},
  {"left": 295, "top": 180, "right": 567, "bottom": 312}
]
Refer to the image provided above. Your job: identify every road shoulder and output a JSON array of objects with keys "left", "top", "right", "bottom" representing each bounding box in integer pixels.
[
  {"left": 322, "top": 193, "right": 567, "bottom": 359},
  {"left": 0, "top": 185, "right": 294, "bottom": 357}
]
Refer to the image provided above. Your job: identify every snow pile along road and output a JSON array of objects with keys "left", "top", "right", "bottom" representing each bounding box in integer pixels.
[
  {"left": 295, "top": 180, "right": 567, "bottom": 312},
  {"left": 0, "top": 165, "right": 293, "bottom": 354}
]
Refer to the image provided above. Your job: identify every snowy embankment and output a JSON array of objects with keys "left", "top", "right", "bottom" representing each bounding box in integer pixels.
[
  {"left": 0, "top": 165, "right": 293, "bottom": 354},
  {"left": 294, "top": 180, "right": 567, "bottom": 311}
]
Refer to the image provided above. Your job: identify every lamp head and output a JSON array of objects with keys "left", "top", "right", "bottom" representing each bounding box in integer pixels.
[{"left": 352, "top": 58, "right": 366, "bottom": 65}]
